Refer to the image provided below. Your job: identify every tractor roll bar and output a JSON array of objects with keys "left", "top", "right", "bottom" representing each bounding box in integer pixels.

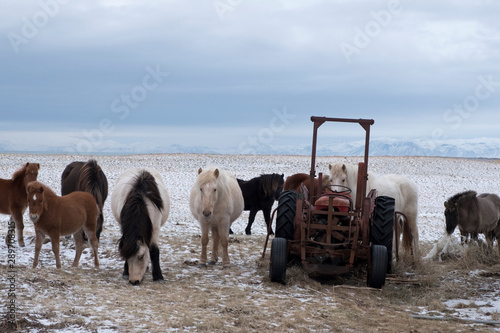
[{"left": 309, "top": 116, "right": 374, "bottom": 207}]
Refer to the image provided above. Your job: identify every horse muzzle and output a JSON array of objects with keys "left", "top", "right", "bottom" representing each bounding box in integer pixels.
[
  {"left": 29, "top": 214, "right": 39, "bottom": 222},
  {"left": 202, "top": 210, "right": 212, "bottom": 219}
]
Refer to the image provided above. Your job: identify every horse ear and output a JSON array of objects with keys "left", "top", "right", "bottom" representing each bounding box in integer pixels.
[
  {"left": 39, "top": 185, "right": 44, "bottom": 193},
  {"left": 36, "top": 163, "right": 40, "bottom": 170},
  {"left": 342, "top": 164, "right": 347, "bottom": 172},
  {"left": 198, "top": 168, "right": 203, "bottom": 175},
  {"left": 281, "top": 174, "right": 284, "bottom": 179},
  {"left": 329, "top": 164, "right": 332, "bottom": 171},
  {"left": 214, "top": 169, "right": 219, "bottom": 178},
  {"left": 444, "top": 201, "right": 448, "bottom": 208}
]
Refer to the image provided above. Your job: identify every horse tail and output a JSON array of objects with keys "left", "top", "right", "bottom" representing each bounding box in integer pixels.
[
  {"left": 119, "top": 170, "right": 162, "bottom": 258},
  {"left": 78, "top": 160, "right": 105, "bottom": 207},
  {"left": 399, "top": 213, "right": 413, "bottom": 252}
]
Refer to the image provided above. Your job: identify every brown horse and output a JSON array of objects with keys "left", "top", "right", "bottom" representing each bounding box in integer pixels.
[
  {"left": 283, "top": 173, "right": 330, "bottom": 202},
  {"left": 0, "top": 162, "right": 40, "bottom": 247},
  {"left": 27, "top": 181, "right": 100, "bottom": 269}
]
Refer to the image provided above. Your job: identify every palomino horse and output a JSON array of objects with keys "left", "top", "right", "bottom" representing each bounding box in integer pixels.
[
  {"left": 61, "top": 159, "right": 108, "bottom": 240},
  {"left": 27, "top": 181, "right": 100, "bottom": 269},
  {"left": 111, "top": 168, "right": 170, "bottom": 285},
  {"left": 283, "top": 173, "right": 330, "bottom": 203},
  {"left": 1, "top": 162, "right": 40, "bottom": 247},
  {"left": 329, "top": 163, "right": 420, "bottom": 258},
  {"left": 190, "top": 168, "right": 244, "bottom": 268},
  {"left": 233, "top": 173, "right": 284, "bottom": 235},
  {"left": 445, "top": 191, "right": 500, "bottom": 246}
]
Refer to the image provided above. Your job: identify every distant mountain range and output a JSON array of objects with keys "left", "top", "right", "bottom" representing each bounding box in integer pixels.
[{"left": 1, "top": 137, "right": 500, "bottom": 158}]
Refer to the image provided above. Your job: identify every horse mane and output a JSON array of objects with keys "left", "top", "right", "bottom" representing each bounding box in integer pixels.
[
  {"left": 119, "top": 170, "right": 163, "bottom": 259},
  {"left": 447, "top": 190, "right": 477, "bottom": 206},
  {"left": 259, "top": 173, "right": 283, "bottom": 198},
  {"left": 12, "top": 163, "right": 28, "bottom": 184},
  {"left": 78, "top": 160, "right": 104, "bottom": 206}
]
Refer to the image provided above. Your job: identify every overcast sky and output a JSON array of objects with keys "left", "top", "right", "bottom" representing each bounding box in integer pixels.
[{"left": 1, "top": 0, "right": 499, "bottom": 153}]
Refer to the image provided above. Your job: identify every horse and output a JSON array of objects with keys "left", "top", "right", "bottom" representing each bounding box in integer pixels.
[
  {"left": 283, "top": 173, "right": 330, "bottom": 202},
  {"left": 231, "top": 173, "right": 284, "bottom": 235},
  {"left": 111, "top": 168, "right": 170, "bottom": 285},
  {"left": 190, "top": 167, "right": 244, "bottom": 268},
  {"left": 329, "top": 163, "right": 420, "bottom": 258},
  {"left": 444, "top": 191, "right": 500, "bottom": 247},
  {"left": 1, "top": 162, "right": 40, "bottom": 247},
  {"left": 27, "top": 181, "right": 100, "bottom": 269},
  {"left": 61, "top": 159, "right": 108, "bottom": 240}
]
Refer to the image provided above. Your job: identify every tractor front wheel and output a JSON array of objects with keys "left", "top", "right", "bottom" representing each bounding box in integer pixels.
[
  {"left": 270, "top": 237, "right": 288, "bottom": 284},
  {"left": 367, "top": 244, "right": 388, "bottom": 289}
]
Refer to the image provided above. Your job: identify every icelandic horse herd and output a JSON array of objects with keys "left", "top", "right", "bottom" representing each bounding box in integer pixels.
[{"left": 2, "top": 159, "right": 498, "bottom": 285}]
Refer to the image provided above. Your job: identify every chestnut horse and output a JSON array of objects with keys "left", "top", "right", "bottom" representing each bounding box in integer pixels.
[
  {"left": 111, "top": 168, "right": 170, "bottom": 285},
  {"left": 1, "top": 162, "right": 40, "bottom": 247},
  {"left": 283, "top": 173, "right": 330, "bottom": 202},
  {"left": 61, "top": 159, "right": 108, "bottom": 240},
  {"left": 27, "top": 181, "right": 99, "bottom": 269},
  {"left": 190, "top": 168, "right": 244, "bottom": 268}
]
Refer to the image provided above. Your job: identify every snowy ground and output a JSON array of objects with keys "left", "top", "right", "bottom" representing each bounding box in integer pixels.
[{"left": 1, "top": 154, "right": 500, "bottom": 332}]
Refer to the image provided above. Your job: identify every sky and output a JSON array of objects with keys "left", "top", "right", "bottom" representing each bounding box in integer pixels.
[{"left": 1, "top": 0, "right": 500, "bottom": 154}]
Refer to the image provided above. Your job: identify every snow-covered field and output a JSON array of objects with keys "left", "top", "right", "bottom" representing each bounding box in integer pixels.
[{"left": 1, "top": 153, "right": 500, "bottom": 332}]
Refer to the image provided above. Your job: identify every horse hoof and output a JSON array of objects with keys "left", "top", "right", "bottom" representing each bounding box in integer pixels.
[
  {"left": 197, "top": 263, "right": 207, "bottom": 269},
  {"left": 153, "top": 275, "right": 164, "bottom": 282},
  {"left": 122, "top": 274, "right": 129, "bottom": 280},
  {"left": 129, "top": 280, "right": 141, "bottom": 286},
  {"left": 208, "top": 261, "right": 217, "bottom": 266}
]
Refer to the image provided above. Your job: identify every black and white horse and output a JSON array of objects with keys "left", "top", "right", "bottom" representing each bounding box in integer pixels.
[{"left": 111, "top": 168, "right": 170, "bottom": 285}]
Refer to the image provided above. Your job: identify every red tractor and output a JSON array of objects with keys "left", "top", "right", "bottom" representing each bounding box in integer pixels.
[{"left": 268, "top": 117, "right": 394, "bottom": 288}]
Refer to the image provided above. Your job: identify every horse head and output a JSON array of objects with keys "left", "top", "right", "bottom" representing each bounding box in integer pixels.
[
  {"left": 444, "top": 199, "right": 461, "bottom": 235},
  {"left": 123, "top": 239, "right": 150, "bottom": 286},
  {"left": 24, "top": 163, "right": 40, "bottom": 184},
  {"left": 329, "top": 164, "right": 350, "bottom": 188},
  {"left": 27, "top": 181, "right": 45, "bottom": 223},
  {"left": 197, "top": 168, "right": 220, "bottom": 220}
]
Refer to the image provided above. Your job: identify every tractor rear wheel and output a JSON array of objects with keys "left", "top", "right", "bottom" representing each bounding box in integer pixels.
[
  {"left": 367, "top": 244, "right": 388, "bottom": 289},
  {"left": 371, "top": 196, "right": 395, "bottom": 273},
  {"left": 275, "top": 190, "right": 296, "bottom": 240},
  {"left": 270, "top": 237, "right": 288, "bottom": 284}
]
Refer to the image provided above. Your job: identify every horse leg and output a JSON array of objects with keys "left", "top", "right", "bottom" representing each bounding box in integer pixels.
[
  {"left": 150, "top": 243, "right": 164, "bottom": 281},
  {"left": 219, "top": 219, "right": 231, "bottom": 268},
  {"left": 72, "top": 229, "right": 84, "bottom": 267},
  {"left": 33, "top": 230, "right": 45, "bottom": 268},
  {"left": 49, "top": 234, "right": 62, "bottom": 269},
  {"left": 83, "top": 228, "right": 100, "bottom": 268},
  {"left": 122, "top": 261, "right": 129, "bottom": 280},
  {"left": 12, "top": 209, "right": 25, "bottom": 247},
  {"left": 198, "top": 223, "right": 209, "bottom": 268},
  {"left": 210, "top": 225, "right": 220, "bottom": 265},
  {"left": 245, "top": 209, "right": 258, "bottom": 235},
  {"left": 263, "top": 207, "right": 274, "bottom": 235},
  {"left": 96, "top": 210, "right": 104, "bottom": 241}
]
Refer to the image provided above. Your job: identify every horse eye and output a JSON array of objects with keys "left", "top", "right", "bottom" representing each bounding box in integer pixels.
[
  {"left": 138, "top": 255, "right": 144, "bottom": 261},
  {"left": 214, "top": 189, "right": 217, "bottom": 192},
  {"left": 200, "top": 188, "right": 203, "bottom": 192}
]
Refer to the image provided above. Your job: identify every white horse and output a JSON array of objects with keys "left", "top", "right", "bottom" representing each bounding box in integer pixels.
[
  {"left": 111, "top": 168, "right": 170, "bottom": 285},
  {"left": 329, "top": 163, "right": 420, "bottom": 258},
  {"left": 190, "top": 167, "right": 244, "bottom": 268}
]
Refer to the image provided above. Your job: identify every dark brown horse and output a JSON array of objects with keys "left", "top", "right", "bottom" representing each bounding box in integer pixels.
[
  {"left": 0, "top": 162, "right": 40, "bottom": 247},
  {"left": 283, "top": 173, "right": 330, "bottom": 202},
  {"left": 445, "top": 190, "right": 500, "bottom": 247},
  {"left": 61, "top": 160, "right": 108, "bottom": 240},
  {"left": 231, "top": 173, "right": 284, "bottom": 235},
  {"left": 27, "top": 181, "right": 100, "bottom": 269}
]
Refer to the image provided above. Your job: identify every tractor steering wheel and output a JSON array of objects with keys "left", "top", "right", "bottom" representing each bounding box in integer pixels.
[{"left": 325, "top": 184, "right": 352, "bottom": 194}]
